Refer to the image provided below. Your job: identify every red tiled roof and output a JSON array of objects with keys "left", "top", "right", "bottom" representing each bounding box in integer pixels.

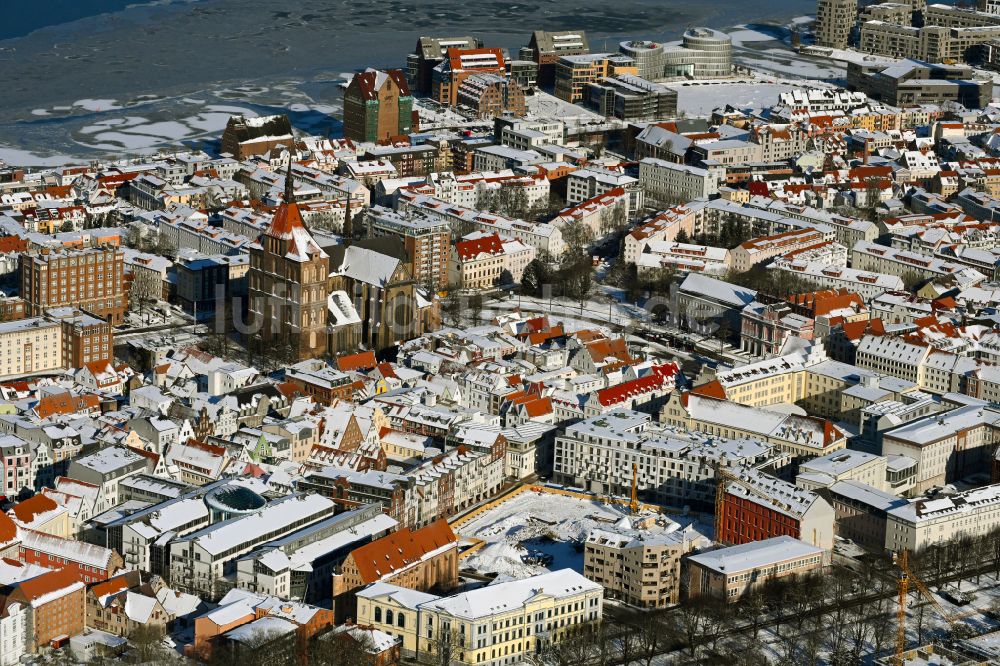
[
  {"left": 840, "top": 317, "right": 884, "bottom": 341},
  {"left": 337, "top": 351, "right": 378, "bottom": 373},
  {"left": 184, "top": 439, "right": 226, "bottom": 457},
  {"left": 691, "top": 380, "right": 727, "bottom": 400},
  {"left": 586, "top": 337, "right": 630, "bottom": 363},
  {"left": 349, "top": 519, "right": 457, "bottom": 583},
  {"left": 265, "top": 192, "right": 306, "bottom": 244},
  {"left": 527, "top": 326, "right": 565, "bottom": 346},
  {"left": 523, "top": 397, "right": 553, "bottom": 418},
  {"left": 16, "top": 568, "right": 81, "bottom": 602},
  {"left": 88, "top": 574, "right": 130, "bottom": 600},
  {"left": 0, "top": 237, "right": 27, "bottom": 254},
  {"left": 10, "top": 494, "right": 58, "bottom": 525},
  {"left": 127, "top": 445, "right": 159, "bottom": 465},
  {"left": 275, "top": 381, "right": 307, "bottom": 400},
  {"left": 596, "top": 374, "right": 664, "bottom": 407},
  {"left": 35, "top": 392, "right": 100, "bottom": 419},
  {"left": 0, "top": 514, "right": 17, "bottom": 544},
  {"left": 446, "top": 47, "right": 505, "bottom": 73},
  {"left": 456, "top": 234, "right": 504, "bottom": 261}
]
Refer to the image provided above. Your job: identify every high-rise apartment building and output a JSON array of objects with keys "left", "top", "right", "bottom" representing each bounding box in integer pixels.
[
  {"left": 525, "top": 30, "right": 590, "bottom": 86},
  {"left": 55, "top": 308, "right": 114, "bottom": 368},
  {"left": 20, "top": 246, "right": 126, "bottom": 325},
  {"left": 816, "top": 0, "right": 857, "bottom": 49},
  {"left": 406, "top": 36, "right": 483, "bottom": 95},
  {"left": 342, "top": 68, "right": 414, "bottom": 144},
  {"left": 431, "top": 48, "right": 507, "bottom": 107},
  {"left": 554, "top": 53, "right": 637, "bottom": 103},
  {"left": 366, "top": 207, "right": 451, "bottom": 292},
  {"left": 248, "top": 164, "right": 330, "bottom": 361}
]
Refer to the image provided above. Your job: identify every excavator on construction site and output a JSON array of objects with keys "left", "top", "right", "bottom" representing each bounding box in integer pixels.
[{"left": 893, "top": 550, "right": 981, "bottom": 666}]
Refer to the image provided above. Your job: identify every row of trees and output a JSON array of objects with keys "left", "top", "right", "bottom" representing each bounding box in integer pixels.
[
  {"left": 531, "top": 526, "right": 1000, "bottom": 666},
  {"left": 124, "top": 224, "right": 179, "bottom": 259},
  {"left": 520, "top": 248, "right": 595, "bottom": 305},
  {"left": 474, "top": 186, "right": 568, "bottom": 223},
  {"left": 722, "top": 267, "right": 816, "bottom": 300},
  {"left": 674, "top": 218, "right": 755, "bottom": 250}
]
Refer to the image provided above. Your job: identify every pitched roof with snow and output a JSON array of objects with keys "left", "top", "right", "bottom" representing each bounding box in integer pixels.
[
  {"left": 420, "top": 569, "right": 599, "bottom": 619},
  {"left": 21, "top": 530, "right": 116, "bottom": 570}
]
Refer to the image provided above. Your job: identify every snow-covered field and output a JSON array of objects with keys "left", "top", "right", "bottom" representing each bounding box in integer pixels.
[
  {"left": 458, "top": 490, "right": 633, "bottom": 577},
  {"left": 457, "top": 489, "right": 705, "bottom": 579}
]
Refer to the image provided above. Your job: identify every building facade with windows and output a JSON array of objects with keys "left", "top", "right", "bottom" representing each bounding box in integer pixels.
[
  {"left": 343, "top": 69, "right": 415, "bottom": 144},
  {"left": 686, "top": 536, "right": 825, "bottom": 601},
  {"left": 357, "top": 569, "right": 602, "bottom": 665},
  {"left": 20, "top": 246, "right": 125, "bottom": 325}
]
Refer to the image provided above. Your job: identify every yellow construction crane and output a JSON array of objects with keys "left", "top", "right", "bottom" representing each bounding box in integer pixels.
[
  {"left": 629, "top": 463, "right": 639, "bottom": 514},
  {"left": 894, "top": 550, "right": 981, "bottom": 666}
]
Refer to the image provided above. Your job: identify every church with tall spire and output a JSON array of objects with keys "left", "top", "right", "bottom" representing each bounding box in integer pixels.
[{"left": 248, "top": 160, "right": 331, "bottom": 361}]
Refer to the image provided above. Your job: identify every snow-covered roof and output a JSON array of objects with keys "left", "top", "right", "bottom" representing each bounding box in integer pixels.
[
  {"left": 333, "top": 245, "right": 401, "bottom": 287},
  {"left": 124, "top": 591, "right": 158, "bottom": 623},
  {"left": 827, "top": 480, "right": 908, "bottom": 513},
  {"left": 356, "top": 581, "right": 441, "bottom": 609},
  {"left": 884, "top": 404, "right": 1000, "bottom": 447},
  {"left": 71, "top": 446, "right": 144, "bottom": 476},
  {"left": 889, "top": 482, "right": 1000, "bottom": 525},
  {"left": 225, "top": 615, "right": 298, "bottom": 643},
  {"left": 799, "top": 450, "right": 883, "bottom": 478},
  {"left": 178, "top": 493, "right": 334, "bottom": 557},
  {"left": 419, "top": 569, "right": 600, "bottom": 619},
  {"left": 687, "top": 536, "right": 823, "bottom": 574},
  {"left": 679, "top": 273, "right": 757, "bottom": 308}
]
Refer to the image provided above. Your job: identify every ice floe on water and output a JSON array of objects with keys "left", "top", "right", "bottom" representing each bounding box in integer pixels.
[
  {"left": 73, "top": 98, "right": 123, "bottom": 111},
  {"left": 0, "top": 148, "right": 79, "bottom": 167}
]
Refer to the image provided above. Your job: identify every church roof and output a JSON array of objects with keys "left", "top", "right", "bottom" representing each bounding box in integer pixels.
[{"left": 263, "top": 162, "right": 328, "bottom": 262}]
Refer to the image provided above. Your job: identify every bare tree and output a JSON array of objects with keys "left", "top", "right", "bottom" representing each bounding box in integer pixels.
[
  {"left": 154, "top": 232, "right": 179, "bottom": 260},
  {"left": 442, "top": 285, "right": 464, "bottom": 327},
  {"left": 735, "top": 589, "right": 767, "bottom": 641},
  {"left": 675, "top": 596, "right": 712, "bottom": 657},
  {"left": 539, "top": 622, "right": 602, "bottom": 666},
  {"left": 129, "top": 267, "right": 162, "bottom": 316},
  {"left": 125, "top": 624, "right": 169, "bottom": 664},
  {"left": 429, "top": 623, "right": 462, "bottom": 666},
  {"left": 310, "top": 628, "right": 375, "bottom": 666},
  {"left": 635, "top": 611, "right": 670, "bottom": 666},
  {"left": 468, "top": 293, "right": 484, "bottom": 326}
]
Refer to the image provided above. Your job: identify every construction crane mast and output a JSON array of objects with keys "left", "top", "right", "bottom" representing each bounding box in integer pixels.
[
  {"left": 894, "top": 549, "right": 980, "bottom": 666},
  {"left": 895, "top": 550, "right": 911, "bottom": 666},
  {"left": 629, "top": 463, "right": 639, "bottom": 514}
]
